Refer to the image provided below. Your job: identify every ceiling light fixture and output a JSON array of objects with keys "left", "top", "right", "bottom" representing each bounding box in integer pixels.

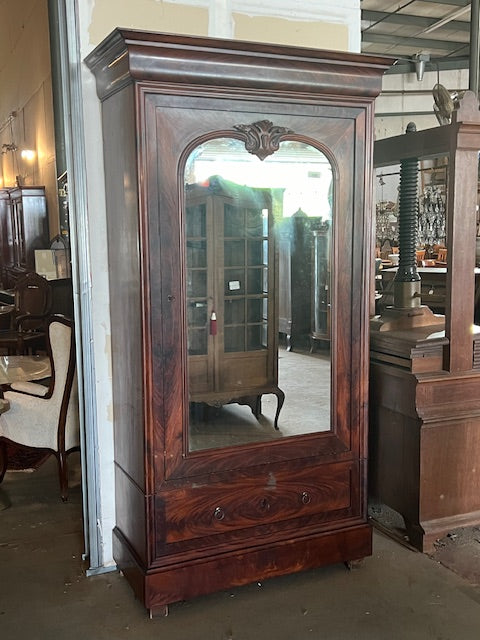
[
  {"left": 21, "top": 149, "right": 36, "bottom": 161},
  {"left": 414, "top": 53, "right": 430, "bottom": 81}
]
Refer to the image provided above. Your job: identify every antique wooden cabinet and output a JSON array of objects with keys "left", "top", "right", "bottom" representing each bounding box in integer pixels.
[
  {"left": 86, "top": 29, "right": 390, "bottom": 614},
  {"left": 0, "top": 186, "right": 49, "bottom": 288},
  {"left": 278, "top": 214, "right": 318, "bottom": 351},
  {"left": 311, "top": 226, "right": 332, "bottom": 349},
  {"left": 185, "top": 177, "right": 284, "bottom": 425},
  {"left": 370, "top": 92, "right": 480, "bottom": 551},
  {"left": 0, "top": 189, "right": 11, "bottom": 285}
]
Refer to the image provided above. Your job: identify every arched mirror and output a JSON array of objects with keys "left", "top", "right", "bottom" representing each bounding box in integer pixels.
[{"left": 184, "top": 131, "right": 333, "bottom": 451}]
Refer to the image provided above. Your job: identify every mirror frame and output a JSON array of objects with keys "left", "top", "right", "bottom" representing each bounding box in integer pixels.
[{"left": 140, "top": 91, "right": 367, "bottom": 482}]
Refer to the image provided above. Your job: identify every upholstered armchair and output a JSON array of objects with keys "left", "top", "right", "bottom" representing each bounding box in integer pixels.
[{"left": 0, "top": 315, "right": 79, "bottom": 500}]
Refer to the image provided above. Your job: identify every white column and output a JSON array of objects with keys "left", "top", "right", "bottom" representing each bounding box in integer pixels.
[{"left": 208, "top": 0, "right": 233, "bottom": 38}]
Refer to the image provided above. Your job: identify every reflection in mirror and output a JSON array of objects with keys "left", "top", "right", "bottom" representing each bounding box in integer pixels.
[{"left": 184, "top": 137, "right": 333, "bottom": 451}]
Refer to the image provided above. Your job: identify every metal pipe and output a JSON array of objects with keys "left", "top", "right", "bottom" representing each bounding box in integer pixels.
[
  {"left": 47, "top": 0, "right": 68, "bottom": 233},
  {"left": 469, "top": 0, "right": 480, "bottom": 94}
]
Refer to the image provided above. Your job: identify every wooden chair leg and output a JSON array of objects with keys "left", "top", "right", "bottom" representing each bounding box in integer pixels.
[
  {"left": 0, "top": 441, "right": 8, "bottom": 483},
  {"left": 57, "top": 451, "right": 69, "bottom": 502}
]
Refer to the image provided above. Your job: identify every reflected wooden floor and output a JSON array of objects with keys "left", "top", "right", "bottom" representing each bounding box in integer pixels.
[{"left": 189, "top": 347, "right": 331, "bottom": 451}]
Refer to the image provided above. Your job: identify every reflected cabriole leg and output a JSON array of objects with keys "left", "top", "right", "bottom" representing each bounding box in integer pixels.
[{"left": 273, "top": 388, "right": 285, "bottom": 430}]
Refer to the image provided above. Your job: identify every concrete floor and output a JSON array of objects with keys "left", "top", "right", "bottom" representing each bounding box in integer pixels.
[{"left": 1, "top": 455, "right": 480, "bottom": 639}]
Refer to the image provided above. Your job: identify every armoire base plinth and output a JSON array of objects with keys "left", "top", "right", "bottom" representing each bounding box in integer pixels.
[{"left": 113, "top": 523, "right": 372, "bottom": 615}]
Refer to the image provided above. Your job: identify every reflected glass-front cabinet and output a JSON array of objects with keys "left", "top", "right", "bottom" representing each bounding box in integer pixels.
[
  {"left": 311, "top": 226, "right": 332, "bottom": 348},
  {"left": 186, "top": 175, "right": 283, "bottom": 426},
  {"left": 86, "top": 30, "right": 390, "bottom": 615},
  {"left": 0, "top": 186, "right": 49, "bottom": 288}
]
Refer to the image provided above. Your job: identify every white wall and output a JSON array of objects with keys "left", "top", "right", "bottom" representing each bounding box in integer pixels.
[
  {"left": 75, "top": 0, "right": 361, "bottom": 567},
  {"left": 0, "top": 0, "right": 58, "bottom": 235}
]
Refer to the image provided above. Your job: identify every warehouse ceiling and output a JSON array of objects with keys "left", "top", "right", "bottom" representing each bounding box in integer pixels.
[{"left": 361, "top": 0, "right": 474, "bottom": 74}]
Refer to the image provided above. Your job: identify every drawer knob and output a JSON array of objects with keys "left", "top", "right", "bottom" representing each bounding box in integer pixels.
[
  {"left": 260, "top": 497, "right": 270, "bottom": 511},
  {"left": 213, "top": 506, "right": 225, "bottom": 521},
  {"left": 301, "top": 491, "right": 311, "bottom": 505}
]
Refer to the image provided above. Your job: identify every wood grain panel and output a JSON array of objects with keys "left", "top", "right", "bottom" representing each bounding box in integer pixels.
[
  {"left": 163, "top": 462, "right": 352, "bottom": 543},
  {"left": 117, "top": 524, "right": 372, "bottom": 613},
  {"left": 86, "top": 29, "right": 392, "bottom": 102},
  {"left": 420, "top": 419, "right": 480, "bottom": 521}
]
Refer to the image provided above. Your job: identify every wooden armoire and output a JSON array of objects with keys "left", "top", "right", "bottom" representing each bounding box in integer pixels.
[
  {"left": 86, "top": 29, "right": 390, "bottom": 615},
  {"left": 0, "top": 186, "right": 49, "bottom": 289}
]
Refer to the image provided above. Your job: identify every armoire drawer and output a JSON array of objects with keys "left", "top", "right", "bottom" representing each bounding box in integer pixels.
[{"left": 161, "top": 463, "right": 353, "bottom": 543}]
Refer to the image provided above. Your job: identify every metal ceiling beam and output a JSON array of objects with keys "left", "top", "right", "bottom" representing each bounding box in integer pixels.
[
  {"left": 420, "top": 0, "right": 470, "bottom": 5},
  {"left": 385, "top": 56, "right": 470, "bottom": 74},
  {"left": 362, "top": 10, "right": 471, "bottom": 32},
  {"left": 469, "top": 0, "right": 480, "bottom": 92},
  {"left": 362, "top": 32, "right": 468, "bottom": 52}
]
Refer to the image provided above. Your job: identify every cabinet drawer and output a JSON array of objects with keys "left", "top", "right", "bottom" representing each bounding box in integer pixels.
[{"left": 161, "top": 463, "right": 353, "bottom": 543}]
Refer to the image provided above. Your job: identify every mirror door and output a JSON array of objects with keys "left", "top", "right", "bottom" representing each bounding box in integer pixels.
[
  {"left": 184, "top": 136, "right": 333, "bottom": 452},
  {"left": 147, "top": 97, "right": 364, "bottom": 481}
]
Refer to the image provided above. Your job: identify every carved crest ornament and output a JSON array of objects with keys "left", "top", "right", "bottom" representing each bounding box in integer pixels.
[{"left": 234, "top": 120, "right": 293, "bottom": 160}]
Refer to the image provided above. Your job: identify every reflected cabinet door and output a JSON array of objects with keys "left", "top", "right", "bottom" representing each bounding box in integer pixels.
[{"left": 186, "top": 177, "right": 274, "bottom": 403}]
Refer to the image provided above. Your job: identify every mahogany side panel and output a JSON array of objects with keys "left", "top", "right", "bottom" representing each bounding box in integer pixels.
[
  {"left": 102, "top": 86, "right": 147, "bottom": 492},
  {"left": 114, "top": 464, "right": 148, "bottom": 565}
]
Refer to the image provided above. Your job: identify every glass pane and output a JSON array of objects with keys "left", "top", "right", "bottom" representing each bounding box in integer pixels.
[
  {"left": 186, "top": 204, "right": 206, "bottom": 237},
  {"left": 247, "top": 298, "right": 263, "bottom": 323},
  {"left": 225, "top": 240, "right": 245, "bottom": 266},
  {"left": 187, "top": 302, "right": 208, "bottom": 327},
  {"left": 247, "top": 324, "right": 265, "bottom": 350},
  {"left": 247, "top": 240, "right": 263, "bottom": 265},
  {"left": 247, "top": 268, "right": 263, "bottom": 295},
  {"left": 186, "top": 240, "right": 207, "bottom": 268},
  {"left": 184, "top": 138, "right": 333, "bottom": 451},
  {"left": 187, "top": 270, "right": 207, "bottom": 298},
  {"left": 225, "top": 298, "right": 245, "bottom": 324},
  {"left": 188, "top": 328, "right": 208, "bottom": 355},
  {"left": 225, "top": 326, "right": 245, "bottom": 352},
  {"left": 224, "top": 205, "right": 244, "bottom": 237},
  {"left": 246, "top": 210, "right": 264, "bottom": 237}
]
